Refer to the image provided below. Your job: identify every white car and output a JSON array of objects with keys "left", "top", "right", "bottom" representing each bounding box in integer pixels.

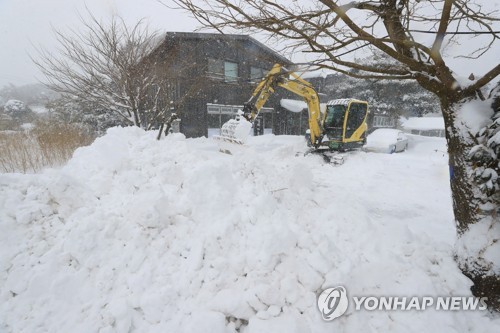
[{"left": 363, "top": 128, "right": 408, "bottom": 153}]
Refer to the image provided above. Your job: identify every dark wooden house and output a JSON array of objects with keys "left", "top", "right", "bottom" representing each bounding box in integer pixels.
[{"left": 144, "top": 32, "right": 294, "bottom": 138}]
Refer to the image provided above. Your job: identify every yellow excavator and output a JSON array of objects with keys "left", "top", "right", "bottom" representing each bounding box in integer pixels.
[{"left": 216, "top": 64, "right": 369, "bottom": 156}]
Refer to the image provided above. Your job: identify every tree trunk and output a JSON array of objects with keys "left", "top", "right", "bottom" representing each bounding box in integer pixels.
[
  {"left": 441, "top": 96, "right": 500, "bottom": 311},
  {"left": 441, "top": 97, "right": 477, "bottom": 232}
]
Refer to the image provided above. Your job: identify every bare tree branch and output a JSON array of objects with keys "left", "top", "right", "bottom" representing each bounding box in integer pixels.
[
  {"left": 32, "top": 11, "right": 166, "bottom": 129},
  {"left": 169, "top": 0, "right": 498, "bottom": 95}
]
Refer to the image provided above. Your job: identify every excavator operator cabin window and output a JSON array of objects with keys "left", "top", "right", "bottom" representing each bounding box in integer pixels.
[
  {"left": 325, "top": 104, "right": 346, "bottom": 128},
  {"left": 345, "top": 103, "right": 367, "bottom": 138}
]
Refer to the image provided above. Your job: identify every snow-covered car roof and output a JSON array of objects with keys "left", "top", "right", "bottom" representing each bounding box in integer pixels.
[{"left": 366, "top": 128, "right": 403, "bottom": 146}]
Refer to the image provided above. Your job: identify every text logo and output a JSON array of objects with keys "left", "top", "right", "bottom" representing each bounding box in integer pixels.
[{"left": 317, "top": 286, "right": 349, "bottom": 321}]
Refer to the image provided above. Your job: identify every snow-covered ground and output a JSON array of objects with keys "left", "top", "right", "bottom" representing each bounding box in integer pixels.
[{"left": 1, "top": 127, "right": 499, "bottom": 332}]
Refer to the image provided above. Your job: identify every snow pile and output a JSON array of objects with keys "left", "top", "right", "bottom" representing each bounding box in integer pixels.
[
  {"left": 218, "top": 114, "right": 253, "bottom": 144},
  {"left": 231, "top": 116, "right": 253, "bottom": 142},
  {"left": 1, "top": 127, "right": 499, "bottom": 332},
  {"left": 455, "top": 217, "right": 500, "bottom": 275}
]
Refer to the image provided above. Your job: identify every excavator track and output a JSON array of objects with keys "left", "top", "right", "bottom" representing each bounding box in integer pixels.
[{"left": 302, "top": 148, "right": 350, "bottom": 165}]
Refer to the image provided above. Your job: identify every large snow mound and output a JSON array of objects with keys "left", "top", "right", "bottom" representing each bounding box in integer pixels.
[{"left": 1, "top": 127, "right": 499, "bottom": 332}]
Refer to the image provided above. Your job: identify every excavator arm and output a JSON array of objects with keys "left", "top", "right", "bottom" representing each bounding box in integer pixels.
[
  {"left": 241, "top": 64, "right": 324, "bottom": 147},
  {"left": 215, "top": 63, "right": 369, "bottom": 160}
]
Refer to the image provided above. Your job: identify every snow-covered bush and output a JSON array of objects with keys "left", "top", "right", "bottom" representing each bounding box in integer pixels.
[
  {"left": 4, "top": 99, "right": 29, "bottom": 115},
  {"left": 47, "top": 98, "right": 127, "bottom": 136},
  {"left": 468, "top": 86, "right": 500, "bottom": 205},
  {"left": 454, "top": 86, "right": 500, "bottom": 309},
  {"left": 1, "top": 99, "right": 36, "bottom": 129}
]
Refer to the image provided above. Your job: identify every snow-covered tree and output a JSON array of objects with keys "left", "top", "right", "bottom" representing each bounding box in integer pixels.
[
  {"left": 173, "top": 0, "right": 500, "bottom": 309},
  {"left": 46, "top": 98, "right": 126, "bottom": 136},
  {"left": 322, "top": 71, "right": 440, "bottom": 119},
  {"left": 1, "top": 99, "right": 35, "bottom": 129}
]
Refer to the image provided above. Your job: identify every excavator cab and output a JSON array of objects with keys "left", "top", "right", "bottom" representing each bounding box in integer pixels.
[{"left": 322, "top": 99, "right": 369, "bottom": 150}]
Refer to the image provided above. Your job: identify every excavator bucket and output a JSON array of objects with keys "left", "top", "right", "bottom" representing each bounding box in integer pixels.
[{"left": 212, "top": 115, "right": 253, "bottom": 154}]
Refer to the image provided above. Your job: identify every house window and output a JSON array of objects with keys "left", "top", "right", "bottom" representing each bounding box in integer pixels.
[
  {"left": 208, "top": 58, "right": 224, "bottom": 79},
  {"left": 207, "top": 59, "right": 238, "bottom": 82},
  {"left": 250, "top": 66, "right": 265, "bottom": 82},
  {"left": 224, "top": 61, "right": 238, "bottom": 82}
]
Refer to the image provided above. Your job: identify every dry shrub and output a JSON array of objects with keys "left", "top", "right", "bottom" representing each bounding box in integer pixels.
[
  {"left": 0, "top": 131, "right": 42, "bottom": 173},
  {"left": 0, "top": 123, "right": 95, "bottom": 173}
]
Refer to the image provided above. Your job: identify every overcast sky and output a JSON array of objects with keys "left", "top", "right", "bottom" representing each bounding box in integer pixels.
[
  {"left": 0, "top": 0, "right": 499, "bottom": 88},
  {"left": 0, "top": 0, "right": 200, "bottom": 87}
]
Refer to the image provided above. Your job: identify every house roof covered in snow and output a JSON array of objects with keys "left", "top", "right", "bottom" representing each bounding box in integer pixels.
[
  {"left": 401, "top": 117, "right": 445, "bottom": 130},
  {"left": 280, "top": 99, "right": 328, "bottom": 114},
  {"left": 280, "top": 99, "right": 307, "bottom": 113}
]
